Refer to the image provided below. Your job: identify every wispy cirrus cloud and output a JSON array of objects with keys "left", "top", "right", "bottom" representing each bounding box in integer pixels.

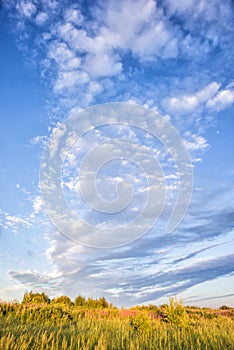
[
  {"left": 0, "top": 211, "right": 32, "bottom": 233},
  {"left": 7, "top": 183, "right": 234, "bottom": 304}
]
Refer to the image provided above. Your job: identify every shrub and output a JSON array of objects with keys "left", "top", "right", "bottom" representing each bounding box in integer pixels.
[
  {"left": 130, "top": 313, "right": 151, "bottom": 335},
  {"left": 219, "top": 305, "right": 231, "bottom": 310},
  {"left": 163, "top": 297, "right": 189, "bottom": 326}
]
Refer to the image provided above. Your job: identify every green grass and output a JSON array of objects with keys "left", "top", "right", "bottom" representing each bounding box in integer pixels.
[
  {"left": 0, "top": 297, "right": 233, "bottom": 349},
  {"left": 0, "top": 313, "right": 234, "bottom": 350}
]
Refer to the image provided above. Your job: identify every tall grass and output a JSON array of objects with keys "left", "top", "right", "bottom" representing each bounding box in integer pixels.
[{"left": 0, "top": 313, "right": 233, "bottom": 349}]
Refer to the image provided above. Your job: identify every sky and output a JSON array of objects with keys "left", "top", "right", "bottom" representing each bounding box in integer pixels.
[{"left": 0, "top": 0, "right": 234, "bottom": 308}]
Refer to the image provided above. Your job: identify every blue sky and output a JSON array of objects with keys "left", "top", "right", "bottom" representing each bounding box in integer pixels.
[{"left": 0, "top": 0, "right": 234, "bottom": 307}]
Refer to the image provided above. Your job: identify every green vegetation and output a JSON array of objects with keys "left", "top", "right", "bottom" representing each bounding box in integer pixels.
[
  {"left": 163, "top": 297, "right": 189, "bottom": 326},
  {"left": 0, "top": 293, "right": 233, "bottom": 349}
]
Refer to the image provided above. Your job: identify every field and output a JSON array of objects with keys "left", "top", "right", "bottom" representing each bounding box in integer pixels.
[{"left": 0, "top": 294, "right": 234, "bottom": 349}]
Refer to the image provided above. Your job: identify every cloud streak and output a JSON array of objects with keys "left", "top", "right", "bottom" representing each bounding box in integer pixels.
[{"left": 7, "top": 183, "right": 234, "bottom": 305}]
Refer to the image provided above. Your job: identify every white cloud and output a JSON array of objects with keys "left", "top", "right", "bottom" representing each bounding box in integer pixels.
[
  {"left": 35, "top": 12, "right": 48, "bottom": 25},
  {"left": 0, "top": 189, "right": 46, "bottom": 235},
  {"left": 196, "top": 82, "right": 220, "bottom": 103},
  {"left": 4, "top": 214, "right": 32, "bottom": 232},
  {"left": 133, "top": 22, "right": 178, "bottom": 59},
  {"left": 54, "top": 70, "right": 89, "bottom": 92},
  {"left": 161, "top": 82, "right": 230, "bottom": 115},
  {"left": 2, "top": 0, "right": 234, "bottom": 305},
  {"left": 57, "top": 24, "right": 93, "bottom": 54},
  {"left": 56, "top": 23, "right": 122, "bottom": 79},
  {"left": 3, "top": 183, "right": 234, "bottom": 305},
  {"left": 17, "top": 1, "right": 36, "bottom": 18},
  {"left": 64, "top": 8, "right": 84, "bottom": 25},
  {"left": 163, "top": 95, "right": 199, "bottom": 114},
  {"left": 31, "top": 195, "right": 43, "bottom": 216},
  {"left": 184, "top": 135, "right": 209, "bottom": 151},
  {"left": 15, "top": 208, "right": 234, "bottom": 305},
  {"left": 83, "top": 53, "right": 122, "bottom": 78},
  {"left": 49, "top": 41, "right": 81, "bottom": 70},
  {"left": 5, "top": 0, "right": 233, "bottom": 114},
  {"left": 41, "top": 0, "right": 179, "bottom": 98},
  {"left": 206, "top": 89, "right": 234, "bottom": 111},
  {"left": 45, "top": 0, "right": 58, "bottom": 10},
  {"left": 103, "top": 0, "right": 157, "bottom": 48},
  {"left": 30, "top": 135, "right": 48, "bottom": 147},
  {"left": 99, "top": 0, "right": 178, "bottom": 61},
  {"left": 88, "top": 81, "right": 103, "bottom": 95}
]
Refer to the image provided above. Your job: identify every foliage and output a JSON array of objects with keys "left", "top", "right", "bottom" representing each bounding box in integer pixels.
[
  {"left": 74, "top": 295, "right": 86, "bottom": 307},
  {"left": 0, "top": 294, "right": 234, "bottom": 349},
  {"left": 51, "top": 295, "right": 74, "bottom": 306},
  {"left": 0, "top": 312, "right": 234, "bottom": 350},
  {"left": 98, "top": 296, "right": 109, "bottom": 308},
  {"left": 219, "top": 305, "right": 231, "bottom": 310},
  {"left": 74, "top": 295, "right": 109, "bottom": 308},
  {"left": 130, "top": 313, "right": 151, "bottom": 335},
  {"left": 163, "top": 297, "right": 189, "bottom": 326},
  {"left": 22, "top": 291, "right": 50, "bottom": 305}
]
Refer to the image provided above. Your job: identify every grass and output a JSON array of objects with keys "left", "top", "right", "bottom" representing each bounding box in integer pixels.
[
  {"left": 0, "top": 311, "right": 234, "bottom": 349},
  {"left": 0, "top": 296, "right": 233, "bottom": 349}
]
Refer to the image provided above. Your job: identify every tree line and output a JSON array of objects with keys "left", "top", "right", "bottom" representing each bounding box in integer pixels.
[{"left": 22, "top": 291, "right": 110, "bottom": 308}]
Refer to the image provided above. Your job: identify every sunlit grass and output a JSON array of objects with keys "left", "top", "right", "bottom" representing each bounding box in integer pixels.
[{"left": 0, "top": 311, "right": 234, "bottom": 349}]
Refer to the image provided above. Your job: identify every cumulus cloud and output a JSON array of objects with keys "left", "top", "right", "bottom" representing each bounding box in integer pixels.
[
  {"left": 35, "top": 12, "right": 48, "bottom": 25},
  {"left": 4, "top": 0, "right": 234, "bottom": 113},
  {"left": 161, "top": 82, "right": 225, "bottom": 115},
  {"left": 83, "top": 53, "right": 122, "bottom": 78},
  {"left": 157, "top": 81, "right": 231, "bottom": 119},
  {"left": 99, "top": 0, "right": 178, "bottom": 60},
  {"left": 163, "top": 95, "right": 199, "bottom": 114},
  {"left": 16, "top": 1, "right": 36, "bottom": 18},
  {"left": 183, "top": 134, "right": 209, "bottom": 152}
]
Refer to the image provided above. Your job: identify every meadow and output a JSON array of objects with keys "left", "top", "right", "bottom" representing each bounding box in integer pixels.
[{"left": 0, "top": 293, "right": 233, "bottom": 350}]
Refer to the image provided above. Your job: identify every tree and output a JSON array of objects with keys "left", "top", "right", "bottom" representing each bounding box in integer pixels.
[
  {"left": 22, "top": 291, "right": 50, "bottom": 305},
  {"left": 74, "top": 295, "right": 86, "bottom": 307},
  {"left": 98, "top": 297, "right": 108, "bottom": 308},
  {"left": 219, "top": 305, "right": 231, "bottom": 310},
  {"left": 51, "top": 296, "right": 73, "bottom": 306},
  {"left": 86, "top": 297, "right": 98, "bottom": 308}
]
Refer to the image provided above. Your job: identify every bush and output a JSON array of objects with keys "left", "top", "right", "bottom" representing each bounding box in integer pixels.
[
  {"left": 163, "top": 297, "right": 189, "bottom": 326},
  {"left": 130, "top": 313, "right": 151, "bottom": 335},
  {"left": 219, "top": 305, "right": 231, "bottom": 310},
  {"left": 19, "top": 305, "right": 72, "bottom": 325}
]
